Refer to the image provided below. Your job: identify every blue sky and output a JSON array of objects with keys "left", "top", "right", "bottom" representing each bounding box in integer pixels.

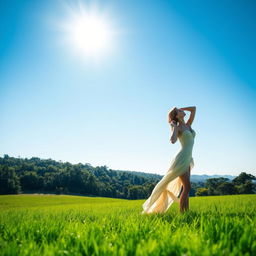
[{"left": 1, "top": 0, "right": 255, "bottom": 176}]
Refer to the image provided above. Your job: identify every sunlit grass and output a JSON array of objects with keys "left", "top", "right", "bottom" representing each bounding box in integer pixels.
[{"left": 0, "top": 194, "right": 255, "bottom": 255}]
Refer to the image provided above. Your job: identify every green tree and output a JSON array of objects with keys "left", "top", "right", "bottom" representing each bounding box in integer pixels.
[
  {"left": 20, "top": 171, "right": 43, "bottom": 191},
  {"left": 127, "top": 185, "right": 145, "bottom": 199},
  {"left": 236, "top": 181, "right": 256, "bottom": 194},
  {"left": 195, "top": 187, "right": 209, "bottom": 196},
  {"left": 0, "top": 165, "right": 21, "bottom": 194},
  {"left": 205, "top": 177, "right": 229, "bottom": 195},
  {"left": 217, "top": 182, "right": 237, "bottom": 195},
  {"left": 232, "top": 172, "right": 256, "bottom": 185}
]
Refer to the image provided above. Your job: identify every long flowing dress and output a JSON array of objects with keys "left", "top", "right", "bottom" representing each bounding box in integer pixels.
[{"left": 141, "top": 128, "right": 196, "bottom": 214}]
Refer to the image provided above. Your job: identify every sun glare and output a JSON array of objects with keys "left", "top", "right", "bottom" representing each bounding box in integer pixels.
[
  {"left": 70, "top": 15, "right": 109, "bottom": 55},
  {"left": 59, "top": 2, "right": 115, "bottom": 60}
]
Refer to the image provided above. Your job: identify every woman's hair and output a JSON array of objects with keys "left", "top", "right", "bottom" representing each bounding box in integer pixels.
[{"left": 168, "top": 107, "right": 179, "bottom": 125}]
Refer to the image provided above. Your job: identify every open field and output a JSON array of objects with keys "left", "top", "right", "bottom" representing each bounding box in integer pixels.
[{"left": 0, "top": 194, "right": 255, "bottom": 255}]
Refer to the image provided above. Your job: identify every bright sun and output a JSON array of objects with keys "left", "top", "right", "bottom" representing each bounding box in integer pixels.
[
  {"left": 60, "top": 3, "right": 115, "bottom": 59},
  {"left": 70, "top": 15, "right": 110, "bottom": 55}
]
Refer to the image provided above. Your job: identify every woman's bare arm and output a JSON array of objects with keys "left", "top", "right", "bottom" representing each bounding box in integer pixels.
[
  {"left": 180, "top": 106, "right": 196, "bottom": 126},
  {"left": 170, "top": 122, "right": 179, "bottom": 144}
]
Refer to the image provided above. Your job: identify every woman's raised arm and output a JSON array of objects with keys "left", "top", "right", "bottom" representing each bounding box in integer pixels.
[{"left": 180, "top": 106, "right": 196, "bottom": 126}]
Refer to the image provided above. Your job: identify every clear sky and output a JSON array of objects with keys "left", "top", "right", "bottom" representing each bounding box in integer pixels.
[{"left": 1, "top": 0, "right": 255, "bottom": 176}]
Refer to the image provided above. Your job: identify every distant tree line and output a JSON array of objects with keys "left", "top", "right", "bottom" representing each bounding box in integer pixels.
[
  {"left": 0, "top": 154, "right": 155, "bottom": 199},
  {"left": 195, "top": 172, "right": 256, "bottom": 196},
  {"left": 0, "top": 154, "right": 255, "bottom": 199}
]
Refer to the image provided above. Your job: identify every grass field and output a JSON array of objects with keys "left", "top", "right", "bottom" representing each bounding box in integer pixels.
[{"left": 0, "top": 194, "right": 255, "bottom": 256}]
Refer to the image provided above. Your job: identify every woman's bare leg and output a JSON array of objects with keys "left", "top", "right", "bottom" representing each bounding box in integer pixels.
[
  {"left": 179, "top": 166, "right": 191, "bottom": 213},
  {"left": 184, "top": 168, "right": 191, "bottom": 210}
]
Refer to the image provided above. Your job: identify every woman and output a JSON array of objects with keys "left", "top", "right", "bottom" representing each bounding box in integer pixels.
[{"left": 141, "top": 106, "right": 196, "bottom": 214}]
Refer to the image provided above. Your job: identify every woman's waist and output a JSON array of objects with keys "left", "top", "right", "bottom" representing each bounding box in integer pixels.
[
  {"left": 176, "top": 148, "right": 193, "bottom": 157},
  {"left": 180, "top": 145, "right": 194, "bottom": 151}
]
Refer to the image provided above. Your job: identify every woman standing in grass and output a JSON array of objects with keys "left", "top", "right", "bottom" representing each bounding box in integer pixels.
[{"left": 142, "top": 106, "right": 196, "bottom": 214}]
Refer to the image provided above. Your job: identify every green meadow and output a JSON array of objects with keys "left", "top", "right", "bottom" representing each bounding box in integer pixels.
[{"left": 0, "top": 194, "right": 255, "bottom": 256}]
